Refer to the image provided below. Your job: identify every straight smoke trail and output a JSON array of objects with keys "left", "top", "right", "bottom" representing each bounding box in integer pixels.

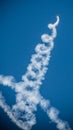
[{"left": 0, "top": 16, "right": 71, "bottom": 130}]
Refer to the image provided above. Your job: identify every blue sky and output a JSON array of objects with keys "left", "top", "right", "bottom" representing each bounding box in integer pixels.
[{"left": 0, "top": 0, "right": 73, "bottom": 130}]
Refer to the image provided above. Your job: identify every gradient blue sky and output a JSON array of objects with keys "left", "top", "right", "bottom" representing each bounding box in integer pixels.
[{"left": 0, "top": 0, "right": 73, "bottom": 130}]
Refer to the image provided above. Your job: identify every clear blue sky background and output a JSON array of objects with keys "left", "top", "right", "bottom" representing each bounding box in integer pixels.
[{"left": 0, "top": 0, "right": 73, "bottom": 130}]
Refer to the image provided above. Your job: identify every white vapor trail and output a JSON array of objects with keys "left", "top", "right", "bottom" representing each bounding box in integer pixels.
[{"left": 0, "top": 16, "right": 71, "bottom": 130}]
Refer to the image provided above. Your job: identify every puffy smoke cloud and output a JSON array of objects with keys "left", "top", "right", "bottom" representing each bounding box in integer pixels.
[{"left": 0, "top": 16, "right": 71, "bottom": 130}]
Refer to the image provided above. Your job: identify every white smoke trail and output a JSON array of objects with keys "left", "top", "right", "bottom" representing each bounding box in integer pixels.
[{"left": 0, "top": 16, "right": 71, "bottom": 130}]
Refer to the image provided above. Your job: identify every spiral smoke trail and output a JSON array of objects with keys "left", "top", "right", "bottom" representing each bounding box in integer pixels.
[{"left": 0, "top": 16, "right": 71, "bottom": 130}]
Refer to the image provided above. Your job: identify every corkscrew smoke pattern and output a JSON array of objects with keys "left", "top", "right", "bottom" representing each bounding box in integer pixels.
[{"left": 0, "top": 1, "right": 73, "bottom": 130}]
